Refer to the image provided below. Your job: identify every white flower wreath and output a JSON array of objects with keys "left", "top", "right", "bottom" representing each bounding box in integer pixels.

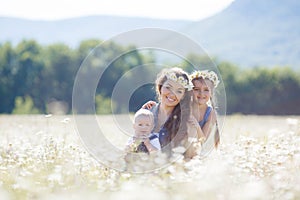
[
  {"left": 189, "top": 70, "right": 220, "bottom": 88},
  {"left": 165, "top": 72, "right": 193, "bottom": 91}
]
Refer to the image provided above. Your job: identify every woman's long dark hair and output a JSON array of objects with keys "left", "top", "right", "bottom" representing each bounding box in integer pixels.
[{"left": 155, "top": 68, "right": 192, "bottom": 149}]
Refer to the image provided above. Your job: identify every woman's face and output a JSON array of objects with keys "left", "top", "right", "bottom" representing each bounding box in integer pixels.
[
  {"left": 192, "top": 79, "right": 213, "bottom": 105},
  {"left": 160, "top": 79, "right": 186, "bottom": 107}
]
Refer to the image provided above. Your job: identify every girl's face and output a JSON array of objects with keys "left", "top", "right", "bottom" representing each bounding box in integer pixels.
[
  {"left": 160, "top": 79, "right": 186, "bottom": 107},
  {"left": 192, "top": 79, "right": 213, "bottom": 105}
]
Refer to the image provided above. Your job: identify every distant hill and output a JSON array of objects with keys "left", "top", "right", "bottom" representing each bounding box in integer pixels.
[
  {"left": 1, "top": 0, "right": 299, "bottom": 68},
  {"left": 0, "top": 16, "right": 189, "bottom": 46},
  {"left": 183, "top": 0, "right": 300, "bottom": 68}
]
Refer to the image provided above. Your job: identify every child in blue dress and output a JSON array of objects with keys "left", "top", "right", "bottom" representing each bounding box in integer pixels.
[{"left": 189, "top": 70, "right": 220, "bottom": 147}]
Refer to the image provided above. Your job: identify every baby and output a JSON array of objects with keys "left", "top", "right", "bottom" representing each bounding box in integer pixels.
[{"left": 126, "top": 108, "right": 161, "bottom": 153}]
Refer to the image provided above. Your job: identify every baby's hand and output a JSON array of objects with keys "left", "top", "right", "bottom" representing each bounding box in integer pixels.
[
  {"left": 142, "top": 101, "right": 157, "bottom": 110},
  {"left": 142, "top": 137, "right": 157, "bottom": 152},
  {"left": 141, "top": 134, "right": 149, "bottom": 142}
]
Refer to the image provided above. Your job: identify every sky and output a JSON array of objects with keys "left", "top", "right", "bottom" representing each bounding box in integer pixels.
[{"left": 0, "top": 0, "right": 235, "bottom": 21}]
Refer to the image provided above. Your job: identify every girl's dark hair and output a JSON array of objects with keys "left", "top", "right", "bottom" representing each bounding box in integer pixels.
[{"left": 155, "top": 68, "right": 192, "bottom": 149}]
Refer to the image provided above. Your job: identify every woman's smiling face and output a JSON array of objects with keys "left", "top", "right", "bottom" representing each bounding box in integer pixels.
[{"left": 160, "top": 79, "right": 186, "bottom": 107}]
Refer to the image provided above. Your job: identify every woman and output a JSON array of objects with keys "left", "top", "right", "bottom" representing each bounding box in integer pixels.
[{"left": 144, "top": 67, "right": 203, "bottom": 158}]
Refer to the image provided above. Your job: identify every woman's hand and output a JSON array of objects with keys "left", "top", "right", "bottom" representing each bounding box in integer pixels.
[{"left": 142, "top": 101, "right": 157, "bottom": 110}]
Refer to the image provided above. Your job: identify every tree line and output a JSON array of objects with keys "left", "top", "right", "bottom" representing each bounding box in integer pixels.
[{"left": 1, "top": 39, "right": 300, "bottom": 115}]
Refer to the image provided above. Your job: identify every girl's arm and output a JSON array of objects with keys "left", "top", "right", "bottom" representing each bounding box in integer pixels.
[
  {"left": 188, "top": 115, "right": 206, "bottom": 140},
  {"left": 184, "top": 116, "right": 206, "bottom": 159},
  {"left": 202, "top": 109, "right": 217, "bottom": 138}
]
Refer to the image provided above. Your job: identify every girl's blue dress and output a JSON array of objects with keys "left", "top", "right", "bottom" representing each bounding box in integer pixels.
[{"left": 198, "top": 106, "right": 212, "bottom": 128}]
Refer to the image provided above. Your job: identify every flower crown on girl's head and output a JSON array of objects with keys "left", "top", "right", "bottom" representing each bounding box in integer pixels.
[
  {"left": 165, "top": 71, "right": 194, "bottom": 91},
  {"left": 190, "top": 70, "right": 220, "bottom": 88}
]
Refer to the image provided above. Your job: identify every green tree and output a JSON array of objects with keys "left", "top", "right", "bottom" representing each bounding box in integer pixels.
[
  {"left": 181, "top": 53, "right": 218, "bottom": 72},
  {"left": 41, "top": 43, "right": 77, "bottom": 113},
  {"left": 267, "top": 67, "right": 300, "bottom": 114},
  {"left": 231, "top": 66, "right": 300, "bottom": 114},
  {"left": 218, "top": 62, "right": 241, "bottom": 114},
  {"left": 76, "top": 39, "right": 102, "bottom": 65},
  {"left": 95, "top": 94, "right": 115, "bottom": 114},
  {"left": 0, "top": 42, "right": 17, "bottom": 113},
  {"left": 12, "top": 96, "right": 40, "bottom": 114},
  {"left": 14, "top": 40, "right": 44, "bottom": 111},
  {"left": 2, "top": 39, "right": 300, "bottom": 115}
]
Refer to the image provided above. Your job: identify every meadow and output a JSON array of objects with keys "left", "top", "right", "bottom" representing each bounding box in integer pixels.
[{"left": 0, "top": 114, "right": 299, "bottom": 200}]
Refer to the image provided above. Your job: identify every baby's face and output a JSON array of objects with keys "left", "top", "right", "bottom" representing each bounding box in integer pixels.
[{"left": 133, "top": 115, "right": 153, "bottom": 138}]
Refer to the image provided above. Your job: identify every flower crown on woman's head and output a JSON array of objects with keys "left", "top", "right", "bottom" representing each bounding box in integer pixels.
[
  {"left": 190, "top": 70, "right": 220, "bottom": 88},
  {"left": 165, "top": 71, "right": 194, "bottom": 91}
]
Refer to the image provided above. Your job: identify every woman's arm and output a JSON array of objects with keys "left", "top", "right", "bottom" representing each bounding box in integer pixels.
[{"left": 142, "top": 100, "right": 157, "bottom": 110}]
